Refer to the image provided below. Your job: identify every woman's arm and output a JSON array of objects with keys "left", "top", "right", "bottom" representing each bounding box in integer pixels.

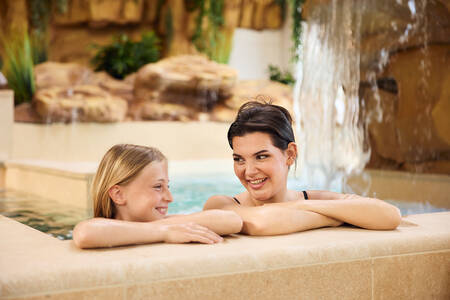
[
  {"left": 204, "top": 196, "right": 341, "bottom": 236},
  {"left": 267, "top": 191, "right": 402, "bottom": 230},
  {"left": 159, "top": 209, "right": 243, "bottom": 236}
]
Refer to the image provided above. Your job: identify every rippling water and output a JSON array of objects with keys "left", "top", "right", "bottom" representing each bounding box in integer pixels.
[{"left": 1, "top": 173, "right": 447, "bottom": 240}]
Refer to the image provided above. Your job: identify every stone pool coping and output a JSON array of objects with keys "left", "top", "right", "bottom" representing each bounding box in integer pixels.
[{"left": 1, "top": 213, "right": 449, "bottom": 299}]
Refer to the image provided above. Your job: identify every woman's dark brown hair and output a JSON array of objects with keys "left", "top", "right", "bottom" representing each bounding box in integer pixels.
[{"left": 227, "top": 100, "right": 295, "bottom": 150}]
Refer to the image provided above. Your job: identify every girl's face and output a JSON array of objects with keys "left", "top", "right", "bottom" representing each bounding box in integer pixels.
[
  {"left": 232, "top": 132, "right": 296, "bottom": 203},
  {"left": 113, "top": 160, "right": 173, "bottom": 222}
]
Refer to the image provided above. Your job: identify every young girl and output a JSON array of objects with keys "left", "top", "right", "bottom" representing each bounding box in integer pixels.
[
  {"left": 204, "top": 101, "right": 401, "bottom": 235},
  {"left": 73, "top": 144, "right": 242, "bottom": 248}
]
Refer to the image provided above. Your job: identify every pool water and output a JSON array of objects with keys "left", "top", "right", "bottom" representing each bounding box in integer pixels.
[{"left": 1, "top": 174, "right": 448, "bottom": 240}]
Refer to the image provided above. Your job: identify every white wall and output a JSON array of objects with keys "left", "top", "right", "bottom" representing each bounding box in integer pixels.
[{"left": 228, "top": 17, "right": 293, "bottom": 80}]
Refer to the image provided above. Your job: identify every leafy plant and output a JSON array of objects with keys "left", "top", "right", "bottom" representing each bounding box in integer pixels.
[
  {"left": 27, "top": 0, "right": 53, "bottom": 64},
  {"left": 190, "top": 0, "right": 228, "bottom": 63},
  {"left": 1, "top": 32, "right": 36, "bottom": 105},
  {"left": 268, "top": 64, "right": 296, "bottom": 86},
  {"left": 91, "top": 31, "right": 161, "bottom": 79},
  {"left": 276, "top": 0, "right": 306, "bottom": 62},
  {"left": 290, "top": 0, "right": 306, "bottom": 62}
]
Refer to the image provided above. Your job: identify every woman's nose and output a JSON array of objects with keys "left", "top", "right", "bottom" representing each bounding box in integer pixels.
[{"left": 245, "top": 162, "right": 258, "bottom": 176}]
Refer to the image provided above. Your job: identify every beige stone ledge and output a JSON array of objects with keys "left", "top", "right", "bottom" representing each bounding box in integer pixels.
[
  {"left": 0, "top": 90, "right": 13, "bottom": 162},
  {"left": 11, "top": 122, "right": 233, "bottom": 162},
  {"left": 4, "top": 161, "right": 94, "bottom": 210},
  {"left": 0, "top": 212, "right": 449, "bottom": 299},
  {"left": 0, "top": 162, "right": 5, "bottom": 191},
  {"left": 348, "top": 169, "right": 450, "bottom": 207}
]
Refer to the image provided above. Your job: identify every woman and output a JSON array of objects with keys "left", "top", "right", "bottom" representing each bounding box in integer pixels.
[
  {"left": 204, "top": 101, "right": 401, "bottom": 235},
  {"left": 73, "top": 144, "right": 242, "bottom": 248}
]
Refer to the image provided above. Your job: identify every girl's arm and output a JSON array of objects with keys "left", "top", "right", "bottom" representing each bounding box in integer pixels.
[
  {"left": 266, "top": 191, "right": 402, "bottom": 230},
  {"left": 204, "top": 196, "right": 341, "bottom": 236},
  {"left": 73, "top": 218, "right": 225, "bottom": 249},
  {"left": 73, "top": 210, "right": 242, "bottom": 249}
]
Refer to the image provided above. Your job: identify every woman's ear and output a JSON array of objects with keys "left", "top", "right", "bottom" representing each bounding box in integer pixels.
[
  {"left": 286, "top": 142, "right": 298, "bottom": 166},
  {"left": 108, "top": 185, "right": 126, "bottom": 206}
]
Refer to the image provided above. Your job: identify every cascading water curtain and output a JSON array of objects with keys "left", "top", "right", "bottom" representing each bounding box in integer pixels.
[{"left": 294, "top": 0, "right": 370, "bottom": 191}]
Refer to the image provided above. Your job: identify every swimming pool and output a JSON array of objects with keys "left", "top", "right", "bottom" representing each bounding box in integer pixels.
[{"left": 1, "top": 173, "right": 448, "bottom": 240}]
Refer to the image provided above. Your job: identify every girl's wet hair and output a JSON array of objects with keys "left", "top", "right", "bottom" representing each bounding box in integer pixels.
[
  {"left": 92, "top": 144, "right": 166, "bottom": 219},
  {"left": 228, "top": 99, "right": 295, "bottom": 150}
]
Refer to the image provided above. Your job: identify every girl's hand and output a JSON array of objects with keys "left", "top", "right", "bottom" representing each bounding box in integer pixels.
[
  {"left": 160, "top": 222, "right": 224, "bottom": 244},
  {"left": 328, "top": 218, "right": 344, "bottom": 227}
]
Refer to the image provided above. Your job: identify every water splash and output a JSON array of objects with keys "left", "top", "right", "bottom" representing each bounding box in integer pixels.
[
  {"left": 293, "top": 0, "right": 434, "bottom": 190},
  {"left": 294, "top": 0, "right": 369, "bottom": 191}
]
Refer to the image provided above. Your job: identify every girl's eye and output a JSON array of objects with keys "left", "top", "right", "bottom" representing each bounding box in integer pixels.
[{"left": 256, "top": 154, "right": 268, "bottom": 160}]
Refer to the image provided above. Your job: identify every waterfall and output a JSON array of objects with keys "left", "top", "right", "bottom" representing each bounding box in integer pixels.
[
  {"left": 294, "top": 0, "right": 369, "bottom": 191},
  {"left": 293, "top": 0, "right": 437, "bottom": 191}
]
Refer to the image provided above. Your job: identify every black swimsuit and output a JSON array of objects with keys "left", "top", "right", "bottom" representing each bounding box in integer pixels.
[{"left": 233, "top": 191, "right": 308, "bottom": 205}]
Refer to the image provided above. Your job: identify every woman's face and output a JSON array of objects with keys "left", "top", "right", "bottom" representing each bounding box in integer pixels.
[
  {"left": 232, "top": 132, "right": 295, "bottom": 202},
  {"left": 114, "top": 160, "right": 173, "bottom": 222}
]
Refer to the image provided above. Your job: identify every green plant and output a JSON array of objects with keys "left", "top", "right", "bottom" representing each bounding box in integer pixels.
[
  {"left": 91, "top": 31, "right": 161, "bottom": 79},
  {"left": 1, "top": 32, "right": 36, "bottom": 105},
  {"left": 290, "top": 0, "right": 306, "bottom": 62},
  {"left": 268, "top": 64, "right": 296, "bottom": 86},
  {"left": 190, "top": 0, "right": 227, "bottom": 63},
  {"left": 276, "top": 0, "right": 306, "bottom": 62},
  {"left": 28, "top": 0, "right": 51, "bottom": 64}
]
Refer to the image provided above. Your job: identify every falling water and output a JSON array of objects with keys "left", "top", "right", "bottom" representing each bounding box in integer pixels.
[
  {"left": 293, "top": 0, "right": 436, "bottom": 191},
  {"left": 294, "top": 0, "right": 369, "bottom": 191}
]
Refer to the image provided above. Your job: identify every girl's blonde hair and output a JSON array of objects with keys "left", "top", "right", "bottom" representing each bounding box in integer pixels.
[{"left": 92, "top": 144, "right": 166, "bottom": 218}]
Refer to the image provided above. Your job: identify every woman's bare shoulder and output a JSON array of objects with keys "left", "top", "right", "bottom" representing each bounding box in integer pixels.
[
  {"left": 204, "top": 194, "right": 235, "bottom": 209},
  {"left": 305, "top": 190, "right": 346, "bottom": 200}
]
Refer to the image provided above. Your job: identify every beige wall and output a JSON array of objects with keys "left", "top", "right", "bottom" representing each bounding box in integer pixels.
[
  {"left": 11, "top": 121, "right": 233, "bottom": 162},
  {"left": 0, "top": 90, "right": 13, "bottom": 161}
]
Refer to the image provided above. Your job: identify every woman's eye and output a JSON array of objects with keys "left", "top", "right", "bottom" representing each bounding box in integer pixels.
[
  {"left": 153, "top": 185, "right": 162, "bottom": 190},
  {"left": 233, "top": 157, "right": 243, "bottom": 163},
  {"left": 256, "top": 155, "right": 268, "bottom": 160}
]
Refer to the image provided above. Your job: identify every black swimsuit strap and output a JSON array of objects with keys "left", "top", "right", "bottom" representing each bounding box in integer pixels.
[
  {"left": 302, "top": 190, "right": 309, "bottom": 200},
  {"left": 232, "top": 197, "right": 241, "bottom": 205}
]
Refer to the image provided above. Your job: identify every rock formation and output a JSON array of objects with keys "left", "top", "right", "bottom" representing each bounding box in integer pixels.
[
  {"left": 132, "top": 55, "right": 237, "bottom": 119},
  {"left": 34, "top": 85, "right": 127, "bottom": 123}
]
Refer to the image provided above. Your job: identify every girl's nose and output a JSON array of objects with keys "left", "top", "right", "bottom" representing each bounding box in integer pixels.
[{"left": 164, "top": 189, "right": 174, "bottom": 203}]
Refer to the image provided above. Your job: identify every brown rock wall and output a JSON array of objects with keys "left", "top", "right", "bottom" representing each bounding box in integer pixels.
[
  {"left": 0, "top": 0, "right": 284, "bottom": 65},
  {"left": 363, "top": 45, "right": 450, "bottom": 173}
]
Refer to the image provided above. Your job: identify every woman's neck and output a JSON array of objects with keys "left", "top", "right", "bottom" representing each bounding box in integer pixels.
[{"left": 249, "top": 187, "right": 290, "bottom": 206}]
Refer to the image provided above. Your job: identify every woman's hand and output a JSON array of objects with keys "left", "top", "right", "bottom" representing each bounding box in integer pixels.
[{"left": 161, "top": 222, "right": 224, "bottom": 244}]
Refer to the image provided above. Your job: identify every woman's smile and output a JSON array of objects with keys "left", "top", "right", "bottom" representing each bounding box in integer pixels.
[{"left": 247, "top": 177, "right": 268, "bottom": 189}]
